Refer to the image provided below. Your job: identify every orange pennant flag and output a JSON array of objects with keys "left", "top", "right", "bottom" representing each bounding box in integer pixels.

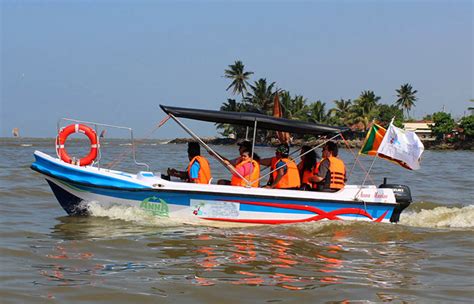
[{"left": 273, "top": 93, "right": 290, "bottom": 144}]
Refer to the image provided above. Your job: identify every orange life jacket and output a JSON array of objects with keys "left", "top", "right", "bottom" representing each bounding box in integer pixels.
[
  {"left": 250, "top": 159, "right": 260, "bottom": 187},
  {"left": 265, "top": 156, "right": 279, "bottom": 185},
  {"left": 187, "top": 156, "right": 212, "bottom": 184},
  {"left": 328, "top": 156, "right": 345, "bottom": 190},
  {"left": 231, "top": 158, "right": 260, "bottom": 187},
  {"left": 312, "top": 161, "right": 321, "bottom": 188},
  {"left": 270, "top": 157, "right": 278, "bottom": 170},
  {"left": 303, "top": 167, "right": 318, "bottom": 187},
  {"left": 299, "top": 160, "right": 320, "bottom": 188},
  {"left": 272, "top": 158, "right": 301, "bottom": 189}
]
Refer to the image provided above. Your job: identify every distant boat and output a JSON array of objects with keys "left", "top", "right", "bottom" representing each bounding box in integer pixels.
[{"left": 12, "top": 128, "right": 20, "bottom": 137}]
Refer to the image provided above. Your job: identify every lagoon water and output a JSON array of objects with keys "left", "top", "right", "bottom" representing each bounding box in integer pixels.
[{"left": 1, "top": 138, "right": 473, "bottom": 303}]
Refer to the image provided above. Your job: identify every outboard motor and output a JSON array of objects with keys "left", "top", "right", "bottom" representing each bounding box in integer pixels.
[{"left": 379, "top": 178, "right": 412, "bottom": 223}]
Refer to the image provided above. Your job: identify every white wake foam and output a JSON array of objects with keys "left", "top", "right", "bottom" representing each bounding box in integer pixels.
[
  {"left": 85, "top": 201, "right": 474, "bottom": 230},
  {"left": 86, "top": 202, "right": 186, "bottom": 227},
  {"left": 400, "top": 205, "right": 474, "bottom": 228},
  {"left": 85, "top": 202, "right": 262, "bottom": 228}
]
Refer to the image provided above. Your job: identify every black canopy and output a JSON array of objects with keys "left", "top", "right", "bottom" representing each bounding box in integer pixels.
[{"left": 160, "top": 105, "right": 349, "bottom": 135}]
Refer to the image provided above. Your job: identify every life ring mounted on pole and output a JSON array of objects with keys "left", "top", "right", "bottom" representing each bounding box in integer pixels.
[{"left": 56, "top": 124, "right": 99, "bottom": 166}]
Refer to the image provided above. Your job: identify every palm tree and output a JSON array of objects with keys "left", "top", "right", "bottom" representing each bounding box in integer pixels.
[
  {"left": 345, "top": 91, "right": 381, "bottom": 131},
  {"left": 308, "top": 101, "right": 328, "bottom": 123},
  {"left": 224, "top": 60, "right": 254, "bottom": 98},
  {"left": 245, "top": 78, "right": 276, "bottom": 114},
  {"left": 357, "top": 90, "right": 380, "bottom": 115},
  {"left": 279, "top": 90, "right": 293, "bottom": 118},
  {"left": 395, "top": 83, "right": 418, "bottom": 118},
  {"left": 329, "top": 98, "right": 352, "bottom": 125},
  {"left": 291, "top": 95, "right": 309, "bottom": 121},
  {"left": 220, "top": 98, "right": 244, "bottom": 112},
  {"left": 279, "top": 91, "right": 309, "bottom": 120},
  {"left": 346, "top": 105, "right": 375, "bottom": 131},
  {"left": 216, "top": 99, "right": 246, "bottom": 137}
]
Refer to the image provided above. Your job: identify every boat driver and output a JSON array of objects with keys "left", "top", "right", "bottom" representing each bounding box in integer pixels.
[
  {"left": 261, "top": 144, "right": 300, "bottom": 189},
  {"left": 309, "top": 141, "right": 346, "bottom": 192},
  {"left": 167, "top": 142, "right": 212, "bottom": 184}
]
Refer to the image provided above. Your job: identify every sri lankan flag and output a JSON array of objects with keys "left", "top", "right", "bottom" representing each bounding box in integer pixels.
[
  {"left": 359, "top": 123, "right": 386, "bottom": 156},
  {"left": 359, "top": 122, "right": 413, "bottom": 170}
]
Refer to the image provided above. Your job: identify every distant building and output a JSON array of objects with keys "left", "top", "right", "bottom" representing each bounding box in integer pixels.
[{"left": 404, "top": 121, "right": 435, "bottom": 141}]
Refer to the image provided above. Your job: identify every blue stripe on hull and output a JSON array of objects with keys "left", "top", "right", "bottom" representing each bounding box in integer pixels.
[{"left": 32, "top": 154, "right": 146, "bottom": 189}]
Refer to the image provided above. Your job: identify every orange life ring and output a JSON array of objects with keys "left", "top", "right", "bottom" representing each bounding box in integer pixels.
[{"left": 56, "top": 124, "right": 99, "bottom": 166}]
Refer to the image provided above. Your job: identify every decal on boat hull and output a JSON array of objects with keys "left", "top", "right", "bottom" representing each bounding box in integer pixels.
[{"left": 140, "top": 196, "right": 170, "bottom": 217}]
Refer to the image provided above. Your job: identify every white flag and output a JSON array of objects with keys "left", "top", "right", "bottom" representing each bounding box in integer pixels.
[{"left": 377, "top": 123, "right": 424, "bottom": 170}]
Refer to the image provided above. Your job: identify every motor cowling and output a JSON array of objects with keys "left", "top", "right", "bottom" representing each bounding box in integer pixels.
[{"left": 379, "top": 179, "right": 412, "bottom": 223}]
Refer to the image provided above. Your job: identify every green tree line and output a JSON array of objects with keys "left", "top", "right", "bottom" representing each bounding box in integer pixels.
[{"left": 218, "top": 60, "right": 473, "bottom": 141}]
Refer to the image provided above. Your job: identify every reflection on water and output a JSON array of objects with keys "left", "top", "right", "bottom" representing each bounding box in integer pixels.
[
  {"left": 39, "top": 218, "right": 428, "bottom": 294},
  {"left": 51, "top": 216, "right": 155, "bottom": 240}
]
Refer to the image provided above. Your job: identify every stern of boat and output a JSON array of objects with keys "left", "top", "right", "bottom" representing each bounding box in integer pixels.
[{"left": 379, "top": 179, "right": 413, "bottom": 223}]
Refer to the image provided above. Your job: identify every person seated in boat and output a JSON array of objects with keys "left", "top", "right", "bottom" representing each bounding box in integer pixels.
[
  {"left": 309, "top": 141, "right": 346, "bottom": 192},
  {"left": 298, "top": 145, "right": 319, "bottom": 190},
  {"left": 218, "top": 149, "right": 260, "bottom": 187},
  {"left": 211, "top": 140, "right": 260, "bottom": 166},
  {"left": 167, "top": 142, "right": 212, "bottom": 184},
  {"left": 262, "top": 144, "right": 300, "bottom": 189}
]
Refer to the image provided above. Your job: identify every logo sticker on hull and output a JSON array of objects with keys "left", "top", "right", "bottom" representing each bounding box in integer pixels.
[
  {"left": 190, "top": 199, "right": 240, "bottom": 218},
  {"left": 140, "top": 196, "right": 169, "bottom": 217}
]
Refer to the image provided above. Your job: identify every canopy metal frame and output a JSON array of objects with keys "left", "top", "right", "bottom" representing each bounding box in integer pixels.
[
  {"left": 161, "top": 104, "right": 378, "bottom": 193},
  {"left": 168, "top": 114, "right": 345, "bottom": 188}
]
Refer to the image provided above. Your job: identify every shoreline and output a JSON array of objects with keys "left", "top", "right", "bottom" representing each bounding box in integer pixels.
[
  {"left": 169, "top": 137, "right": 474, "bottom": 151},
  {"left": 1, "top": 137, "right": 472, "bottom": 150}
]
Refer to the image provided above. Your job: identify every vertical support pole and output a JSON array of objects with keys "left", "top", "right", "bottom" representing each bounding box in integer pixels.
[
  {"left": 169, "top": 114, "right": 249, "bottom": 184},
  {"left": 251, "top": 119, "right": 257, "bottom": 160}
]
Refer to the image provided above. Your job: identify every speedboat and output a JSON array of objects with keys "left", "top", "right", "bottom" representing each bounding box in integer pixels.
[{"left": 31, "top": 105, "right": 413, "bottom": 224}]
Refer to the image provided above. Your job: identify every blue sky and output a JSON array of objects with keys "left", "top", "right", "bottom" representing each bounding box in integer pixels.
[{"left": 1, "top": 0, "right": 472, "bottom": 138}]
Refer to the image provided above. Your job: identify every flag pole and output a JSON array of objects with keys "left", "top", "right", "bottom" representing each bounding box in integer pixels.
[
  {"left": 354, "top": 120, "right": 378, "bottom": 200},
  {"left": 354, "top": 152, "right": 378, "bottom": 201},
  {"left": 356, "top": 117, "right": 394, "bottom": 196},
  {"left": 361, "top": 155, "right": 377, "bottom": 187}
]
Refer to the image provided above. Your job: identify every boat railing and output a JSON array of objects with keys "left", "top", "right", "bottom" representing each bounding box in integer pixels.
[{"left": 57, "top": 118, "right": 150, "bottom": 171}]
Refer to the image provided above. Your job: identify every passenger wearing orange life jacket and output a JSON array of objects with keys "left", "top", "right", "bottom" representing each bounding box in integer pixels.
[
  {"left": 258, "top": 154, "right": 278, "bottom": 186},
  {"left": 167, "top": 142, "right": 212, "bottom": 184},
  {"left": 263, "top": 144, "right": 300, "bottom": 189},
  {"left": 229, "top": 150, "right": 260, "bottom": 187},
  {"left": 298, "top": 145, "right": 319, "bottom": 190},
  {"left": 216, "top": 140, "right": 261, "bottom": 187},
  {"left": 309, "top": 141, "right": 346, "bottom": 192}
]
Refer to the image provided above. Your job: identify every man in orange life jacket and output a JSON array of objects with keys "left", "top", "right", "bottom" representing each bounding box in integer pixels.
[
  {"left": 167, "top": 142, "right": 212, "bottom": 184},
  {"left": 262, "top": 144, "right": 300, "bottom": 189},
  {"left": 309, "top": 141, "right": 346, "bottom": 192}
]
